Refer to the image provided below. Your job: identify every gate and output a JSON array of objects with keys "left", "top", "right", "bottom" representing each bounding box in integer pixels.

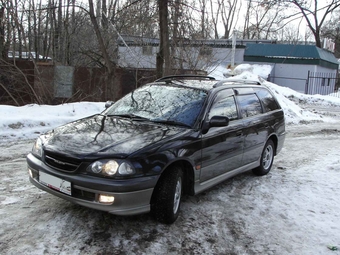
[{"left": 305, "top": 71, "right": 340, "bottom": 97}]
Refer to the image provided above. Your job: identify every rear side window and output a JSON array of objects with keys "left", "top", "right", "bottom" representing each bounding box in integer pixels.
[
  {"left": 237, "top": 94, "right": 262, "bottom": 118},
  {"left": 257, "top": 88, "right": 280, "bottom": 112}
]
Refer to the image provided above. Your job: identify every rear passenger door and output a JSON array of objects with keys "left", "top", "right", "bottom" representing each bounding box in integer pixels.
[
  {"left": 235, "top": 88, "right": 268, "bottom": 165},
  {"left": 200, "top": 89, "right": 244, "bottom": 182}
]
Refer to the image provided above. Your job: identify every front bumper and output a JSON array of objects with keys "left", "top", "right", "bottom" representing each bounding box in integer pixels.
[{"left": 27, "top": 153, "right": 158, "bottom": 216}]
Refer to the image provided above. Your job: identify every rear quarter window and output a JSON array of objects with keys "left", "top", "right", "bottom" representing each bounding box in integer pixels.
[{"left": 256, "top": 88, "right": 280, "bottom": 112}]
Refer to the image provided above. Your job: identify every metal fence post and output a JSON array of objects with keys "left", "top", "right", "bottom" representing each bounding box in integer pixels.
[{"left": 305, "top": 70, "right": 310, "bottom": 94}]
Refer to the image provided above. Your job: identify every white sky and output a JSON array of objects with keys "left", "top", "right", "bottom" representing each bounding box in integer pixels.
[{"left": 216, "top": 0, "right": 334, "bottom": 41}]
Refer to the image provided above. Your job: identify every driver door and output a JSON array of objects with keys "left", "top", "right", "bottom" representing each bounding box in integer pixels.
[{"left": 200, "top": 89, "right": 244, "bottom": 182}]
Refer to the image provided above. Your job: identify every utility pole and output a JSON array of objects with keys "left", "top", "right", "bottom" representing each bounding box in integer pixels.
[{"left": 231, "top": 30, "right": 236, "bottom": 68}]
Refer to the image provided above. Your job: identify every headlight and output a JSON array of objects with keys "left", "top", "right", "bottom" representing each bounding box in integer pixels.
[
  {"left": 119, "top": 162, "right": 135, "bottom": 175},
  {"left": 32, "top": 137, "right": 43, "bottom": 158},
  {"left": 88, "top": 160, "right": 136, "bottom": 177}
]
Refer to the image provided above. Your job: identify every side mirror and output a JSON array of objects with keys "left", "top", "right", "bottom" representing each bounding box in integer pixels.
[
  {"left": 210, "top": 116, "right": 230, "bottom": 127},
  {"left": 105, "top": 101, "right": 114, "bottom": 108},
  {"left": 202, "top": 116, "right": 230, "bottom": 134}
]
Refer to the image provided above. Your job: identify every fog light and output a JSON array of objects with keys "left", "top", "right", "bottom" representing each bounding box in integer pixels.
[
  {"left": 28, "top": 168, "right": 33, "bottom": 178},
  {"left": 99, "top": 194, "right": 114, "bottom": 204}
]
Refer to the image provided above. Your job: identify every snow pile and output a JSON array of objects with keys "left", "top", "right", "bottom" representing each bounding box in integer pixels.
[
  {"left": 207, "top": 65, "right": 230, "bottom": 80},
  {"left": 263, "top": 83, "right": 321, "bottom": 124},
  {"left": 232, "top": 63, "right": 272, "bottom": 79},
  {"left": 215, "top": 63, "right": 272, "bottom": 79},
  {"left": 0, "top": 102, "right": 105, "bottom": 140}
]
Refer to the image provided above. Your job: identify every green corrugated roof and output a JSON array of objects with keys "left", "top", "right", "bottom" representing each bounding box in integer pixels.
[{"left": 244, "top": 44, "right": 339, "bottom": 69}]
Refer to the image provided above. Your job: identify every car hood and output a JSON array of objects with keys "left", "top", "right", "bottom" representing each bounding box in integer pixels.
[{"left": 43, "top": 115, "right": 186, "bottom": 157}]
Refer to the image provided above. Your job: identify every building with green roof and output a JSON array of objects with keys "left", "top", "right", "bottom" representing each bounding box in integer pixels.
[{"left": 244, "top": 44, "right": 339, "bottom": 94}]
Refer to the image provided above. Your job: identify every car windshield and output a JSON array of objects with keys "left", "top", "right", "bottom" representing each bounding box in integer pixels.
[{"left": 104, "top": 84, "right": 208, "bottom": 128}]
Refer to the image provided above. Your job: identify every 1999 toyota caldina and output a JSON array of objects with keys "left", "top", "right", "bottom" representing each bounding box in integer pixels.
[{"left": 27, "top": 75, "right": 285, "bottom": 224}]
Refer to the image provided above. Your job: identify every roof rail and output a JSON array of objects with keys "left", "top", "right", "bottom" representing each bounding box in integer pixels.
[
  {"left": 155, "top": 75, "right": 216, "bottom": 82},
  {"left": 213, "top": 78, "right": 261, "bottom": 87}
]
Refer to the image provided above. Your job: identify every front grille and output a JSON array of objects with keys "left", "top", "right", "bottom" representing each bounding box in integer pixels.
[{"left": 44, "top": 151, "right": 82, "bottom": 172}]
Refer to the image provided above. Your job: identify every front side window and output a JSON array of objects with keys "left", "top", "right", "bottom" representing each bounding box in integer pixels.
[
  {"left": 237, "top": 94, "right": 263, "bottom": 118},
  {"left": 208, "top": 89, "right": 238, "bottom": 120},
  {"left": 104, "top": 84, "right": 208, "bottom": 127}
]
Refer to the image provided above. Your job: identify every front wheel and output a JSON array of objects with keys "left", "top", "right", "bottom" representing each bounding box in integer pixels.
[
  {"left": 253, "top": 139, "right": 275, "bottom": 176},
  {"left": 151, "top": 166, "right": 183, "bottom": 224}
]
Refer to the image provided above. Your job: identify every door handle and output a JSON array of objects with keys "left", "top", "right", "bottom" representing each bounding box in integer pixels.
[{"left": 251, "top": 120, "right": 261, "bottom": 125}]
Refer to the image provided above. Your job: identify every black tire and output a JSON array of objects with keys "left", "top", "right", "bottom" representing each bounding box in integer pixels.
[
  {"left": 151, "top": 166, "right": 183, "bottom": 224},
  {"left": 253, "top": 139, "right": 275, "bottom": 176}
]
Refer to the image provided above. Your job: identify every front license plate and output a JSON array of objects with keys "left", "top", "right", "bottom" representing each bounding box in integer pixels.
[{"left": 39, "top": 172, "right": 71, "bottom": 196}]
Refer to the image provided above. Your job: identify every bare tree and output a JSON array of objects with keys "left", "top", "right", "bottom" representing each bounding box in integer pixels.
[
  {"left": 197, "top": 0, "right": 208, "bottom": 38},
  {"left": 209, "top": 0, "right": 222, "bottom": 39},
  {"left": 116, "top": 0, "right": 157, "bottom": 37},
  {"left": 242, "top": 0, "right": 288, "bottom": 40},
  {"left": 321, "top": 8, "right": 340, "bottom": 57},
  {"left": 88, "top": 0, "right": 119, "bottom": 100},
  {"left": 260, "top": 0, "right": 340, "bottom": 47},
  {"left": 220, "top": 0, "right": 241, "bottom": 39}
]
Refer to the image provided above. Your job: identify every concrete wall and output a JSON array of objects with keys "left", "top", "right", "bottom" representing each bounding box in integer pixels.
[
  {"left": 118, "top": 46, "right": 245, "bottom": 70},
  {"left": 270, "top": 63, "right": 312, "bottom": 93},
  {"left": 272, "top": 63, "right": 337, "bottom": 94}
]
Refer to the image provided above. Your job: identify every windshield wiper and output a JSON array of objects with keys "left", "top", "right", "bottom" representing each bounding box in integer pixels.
[
  {"left": 107, "top": 114, "right": 149, "bottom": 121},
  {"left": 152, "top": 120, "right": 191, "bottom": 128}
]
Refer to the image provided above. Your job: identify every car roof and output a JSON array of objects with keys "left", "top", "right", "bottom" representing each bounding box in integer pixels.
[{"left": 152, "top": 75, "right": 262, "bottom": 91}]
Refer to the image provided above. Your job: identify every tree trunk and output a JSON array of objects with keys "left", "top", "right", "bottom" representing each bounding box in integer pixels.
[
  {"left": 243, "top": 0, "right": 251, "bottom": 39},
  {"left": 314, "top": 28, "right": 321, "bottom": 48},
  {"left": 57, "top": 0, "right": 63, "bottom": 62},
  {"left": 0, "top": 7, "right": 5, "bottom": 59},
  {"left": 102, "top": 0, "right": 108, "bottom": 29},
  {"left": 171, "top": 0, "right": 180, "bottom": 70},
  {"left": 157, "top": 0, "right": 171, "bottom": 78}
]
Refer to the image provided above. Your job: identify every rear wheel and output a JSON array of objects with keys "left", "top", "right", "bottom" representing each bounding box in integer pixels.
[
  {"left": 253, "top": 140, "right": 275, "bottom": 176},
  {"left": 151, "top": 166, "right": 183, "bottom": 224}
]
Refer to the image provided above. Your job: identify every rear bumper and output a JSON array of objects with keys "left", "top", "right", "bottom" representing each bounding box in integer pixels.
[
  {"left": 276, "top": 131, "right": 286, "bottom": 155},
  {"left": 27, "top": 153, "right": 157, "bottom": 216}
]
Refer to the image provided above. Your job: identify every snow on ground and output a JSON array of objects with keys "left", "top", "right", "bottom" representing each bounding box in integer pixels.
[{"left": 1, "top": 64, "right": 340, "bottom": 254}]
